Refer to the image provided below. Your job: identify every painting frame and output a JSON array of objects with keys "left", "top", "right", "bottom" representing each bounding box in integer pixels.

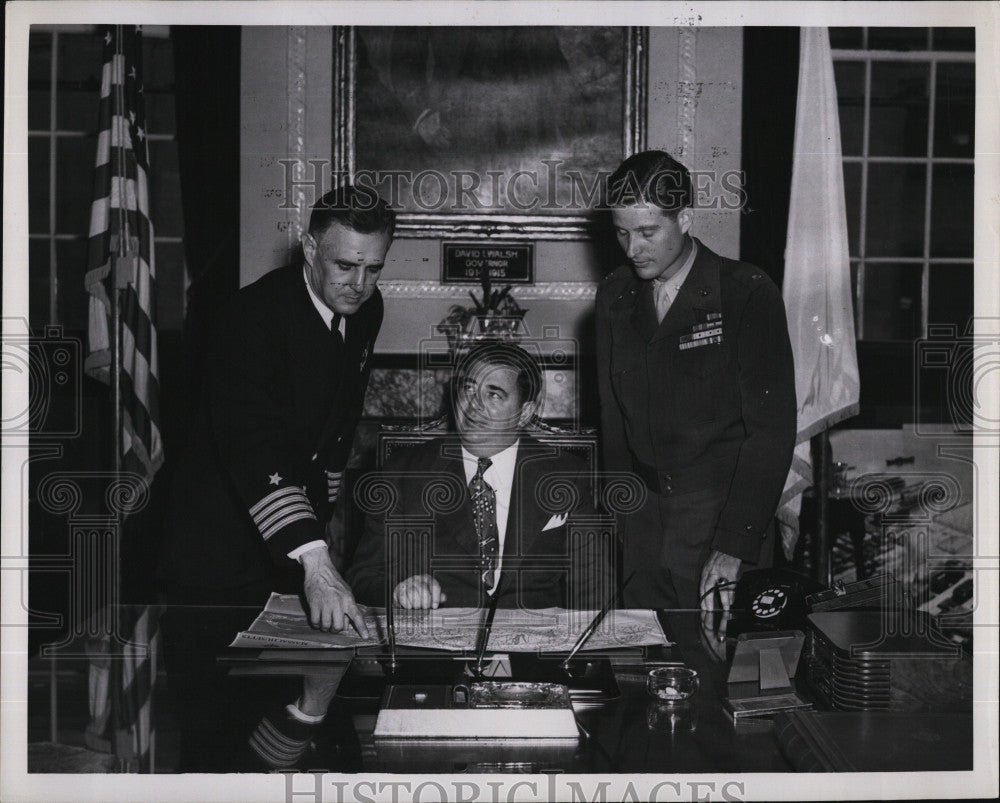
[{"left": 334, "top": 26, "right": 648, "bottom": 240}]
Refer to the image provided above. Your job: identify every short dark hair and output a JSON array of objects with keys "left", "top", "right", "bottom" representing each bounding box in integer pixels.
[
  {"left": 455, "top": 342, "right": 543, "bottom": 407},
  {"left": 607, "top": 150, "right": 692, "bottom": 216},
  {"left": 308, "top": 185, "right": 396, "bottom": 239}
]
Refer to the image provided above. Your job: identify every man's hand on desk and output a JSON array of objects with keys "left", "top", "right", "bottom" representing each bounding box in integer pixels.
[
  {"left": 300, "top": 545, "right": 370, "bottom": 637},
  {"left": 393, "top": 574, "right": 447, "bottom": 609},
  {"left": 699, "top": 550, "right": 741, "bottom": 639}
]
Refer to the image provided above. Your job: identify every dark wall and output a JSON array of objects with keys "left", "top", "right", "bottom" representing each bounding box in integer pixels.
[
  {"left": 740, "top": 27, "right": 800, "bottom": 290},
  {"left": 171, "top": 26, "right": 242, "bottom": 405}
]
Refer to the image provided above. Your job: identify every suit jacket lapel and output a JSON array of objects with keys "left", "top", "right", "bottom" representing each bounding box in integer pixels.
[
  {"left": 312, "top": 299, "right": 376, "bottom": 456},
  {"left": 435, "top": 444, "right": 480, "bottom": 554},
  {"left": 504, "top": 437, "right": 558, "bottom": 561},
  {"left": 629, "top": 280, "right": 660, "bottom": 342},
  {"left": 609, "top": 272, "right": 658, "bottom": 343},
  {"left": 288, "top": 269, "right": 334, "bottom": 361},
  {"left": 503, "top": 449, "right": 525, "bottom": 566},
  {"left": 287, "top": 273, "right": 344, "bottom": 440},
  {"left": 343, "top": 308, "right": 371, "bottom": 366}
]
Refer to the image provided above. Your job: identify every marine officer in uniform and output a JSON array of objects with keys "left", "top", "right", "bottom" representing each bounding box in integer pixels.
[
  {"left": 595, "top": 150, "right": 796, "bottom": 615},
  {"left": 157, "top": 185, "right": 394, "bottom": 770}
]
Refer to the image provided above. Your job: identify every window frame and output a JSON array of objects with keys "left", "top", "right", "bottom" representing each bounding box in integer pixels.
[
  {"left": 27, "top": 25, "right": 185, "bottom": 331},
  {"left": 831, "top": 29, "right": 974, "bottom": 341}
]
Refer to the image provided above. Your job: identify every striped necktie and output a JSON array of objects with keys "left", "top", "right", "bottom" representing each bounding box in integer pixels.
[{"left": 469, "top": 457, "right": 499, "bottom": 592}]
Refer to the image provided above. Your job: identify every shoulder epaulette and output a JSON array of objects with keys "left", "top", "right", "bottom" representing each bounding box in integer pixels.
[{"left": 729, "top": 261, "right": 776, "bottom": 290}]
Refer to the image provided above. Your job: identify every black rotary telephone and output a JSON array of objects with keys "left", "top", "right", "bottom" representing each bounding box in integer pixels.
[{"left": 727, "top": 568, "right": 819, "bottom": 639}]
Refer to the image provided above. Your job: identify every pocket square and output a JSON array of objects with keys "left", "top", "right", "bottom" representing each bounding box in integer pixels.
[{"left": 542, "top": 512, "right": 569, "bottom": 531}]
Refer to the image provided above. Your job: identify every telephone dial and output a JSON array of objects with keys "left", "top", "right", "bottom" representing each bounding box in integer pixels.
[{"left": 726, "top": 567, "right": 820, "bottom": 639}]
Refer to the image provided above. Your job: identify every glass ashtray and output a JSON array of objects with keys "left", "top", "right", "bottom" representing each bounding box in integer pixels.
[
  {"left": 646, "top": 666, "right": 699, "bottom": 704},
  {"left": 646, "top": 700, "right": 697, "bottom": 734}
]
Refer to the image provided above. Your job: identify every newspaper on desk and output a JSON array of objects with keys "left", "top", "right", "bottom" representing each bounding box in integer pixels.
[{"left": 230, "top": 593, "right": 672, "bottom": 651}]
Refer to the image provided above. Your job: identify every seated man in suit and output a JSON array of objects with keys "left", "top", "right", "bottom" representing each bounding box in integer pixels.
[{"left": 348, "top": 342, "right": 613, "bottom": 610}]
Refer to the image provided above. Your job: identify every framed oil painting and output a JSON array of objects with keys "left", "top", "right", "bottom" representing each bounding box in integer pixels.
[{"left": 334, "top": 26, "right": 647, "bottom": 239}]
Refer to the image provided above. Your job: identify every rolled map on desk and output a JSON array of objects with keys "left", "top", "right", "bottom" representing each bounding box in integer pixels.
[{"left": 229, "top": 593, "right": 672, "bottom": 651}]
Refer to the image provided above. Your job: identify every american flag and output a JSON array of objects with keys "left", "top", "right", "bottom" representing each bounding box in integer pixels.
[
  {"left": 83, "top": 24, "right": 164, "bottom": 773},
  {"left": 84, "top": 24, "right": 164, "bottom": 483}
]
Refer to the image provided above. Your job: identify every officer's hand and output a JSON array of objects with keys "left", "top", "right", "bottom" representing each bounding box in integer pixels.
[
  {"left": 299, "top": 546, "right": 370, "bottom": 637},
  {"left": 699, "top": 550, "right": 741, "bottom": 638},
  {"left": 393, "top": 574, "right": 447, "bottom": 609},
  {"left": 298, "top": 669, "right": 343, "bottom": 718}
]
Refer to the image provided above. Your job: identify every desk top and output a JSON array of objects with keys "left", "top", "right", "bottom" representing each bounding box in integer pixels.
[
  {"left": 213, "top": 606, "right": 976, "bottom": 774},
  {"left": 221, "top": 610, "right": 794, "bottom": 774}
]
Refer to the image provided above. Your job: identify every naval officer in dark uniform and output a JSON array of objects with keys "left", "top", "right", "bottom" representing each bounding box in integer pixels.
[
  {"left": 157, "top": 185, "right": 394, "bottom": 770},
  {"left": 595, "top": 150, "right": 795, "bottom": 614}
]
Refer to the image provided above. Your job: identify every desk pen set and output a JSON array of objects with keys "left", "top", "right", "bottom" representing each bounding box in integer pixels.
[{"left": 371, "top": 574, "right": 634, "bottom": 741}]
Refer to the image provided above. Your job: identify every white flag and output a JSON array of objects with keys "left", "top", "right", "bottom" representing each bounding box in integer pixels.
[{"left": 777, "top": 28, "right": 861, "bottom": 558}]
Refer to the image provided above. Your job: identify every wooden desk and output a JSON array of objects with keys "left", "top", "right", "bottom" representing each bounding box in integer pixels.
[
  {"left": 217, "top": 608, "right": 975, "bottom": 775},
  {"left": 221, "top": 610, "right": 794, "bottom": 773}
]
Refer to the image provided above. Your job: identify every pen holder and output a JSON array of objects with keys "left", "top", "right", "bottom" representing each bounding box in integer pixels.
[{"left": 646, "top": 666, "right": 699, "bottom": 704}]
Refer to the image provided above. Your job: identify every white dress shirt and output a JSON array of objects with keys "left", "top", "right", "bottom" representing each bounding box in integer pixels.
[{"left": 461, "top": 440, "right": 519, "bottom": 594}]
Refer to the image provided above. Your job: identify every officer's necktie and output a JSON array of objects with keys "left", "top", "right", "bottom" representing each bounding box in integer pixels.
[
  {"left": 331, "top": 313, "right": 344, "bottom": 348},
  {"left": 653, "top": 279, "right": 674, "bottom": 324},
  {"left": 469, "top": 457, "right": 499, "bottom": 593}
]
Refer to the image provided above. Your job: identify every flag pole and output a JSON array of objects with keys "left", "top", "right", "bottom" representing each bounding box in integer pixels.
[
  {"left": 109, "top": 24, "right": 132, "bottom": 771},
  {"left": 111, "top": 23, "right": 126, "bottom": 480},
  {"left": 111, "top": 24, "right": 128, "bottom": 636},
  {"left": 112, "top": 262, "right": 123, "bottom": 478},
  {"left": 811, "top": 430, "right": 832, "bottom": 587}
]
